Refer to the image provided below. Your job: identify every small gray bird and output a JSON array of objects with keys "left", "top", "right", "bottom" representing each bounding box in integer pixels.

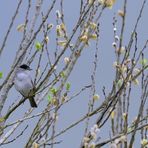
[{"left": 14, "top": 64, "right": 37, "bottom": 108}]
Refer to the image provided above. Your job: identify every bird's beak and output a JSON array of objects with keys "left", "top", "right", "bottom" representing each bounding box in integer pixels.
[{"left": 28, "top": 67, "right": 32, "bottom": 71}]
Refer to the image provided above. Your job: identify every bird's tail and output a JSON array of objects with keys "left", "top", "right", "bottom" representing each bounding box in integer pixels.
[{"left": 29, "top": 97, "right": 37, "bottom": 108}]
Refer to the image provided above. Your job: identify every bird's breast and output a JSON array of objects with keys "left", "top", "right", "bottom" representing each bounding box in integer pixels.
[{"left": 14, "top": 72, "right": 33, "bottom": 97}]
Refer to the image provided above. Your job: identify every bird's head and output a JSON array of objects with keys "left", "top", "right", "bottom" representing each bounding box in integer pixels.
[{"left": 19, "top": 64, "right": 32, "bottom": 71}]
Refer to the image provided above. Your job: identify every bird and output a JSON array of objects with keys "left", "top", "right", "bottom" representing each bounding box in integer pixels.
[{"left": 14, "top": 64, "right": 37, "bottom": 108}]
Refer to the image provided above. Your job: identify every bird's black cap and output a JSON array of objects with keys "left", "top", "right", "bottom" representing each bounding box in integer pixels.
[{"left": 20, "top": 64, "right": 31, "bottom": 70}]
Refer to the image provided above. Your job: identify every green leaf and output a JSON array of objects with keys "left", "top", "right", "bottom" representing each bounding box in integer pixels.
[
  {"left": 66, "top": 82, "right": 71, "bottom": 91},
  {"left": 0, "top": 72, "right": 3, "bottom": 79},
  {"left": 35, "top": 42, "right": 42, "bottom": 50},
  {"left": 47, "top": 94, "right": 52, "bottom": 102},
  {"left": 60, "top": 71, "right": 65, "bottom": 78},
  {"left": 50, "top": 88, "right": 57, "bottom": 95},
  {"left": 140, "top": 58, "right": 147, "bottom": 67},
  {"left": 117, "top": 79, "right": 123, "bottom": 88}
]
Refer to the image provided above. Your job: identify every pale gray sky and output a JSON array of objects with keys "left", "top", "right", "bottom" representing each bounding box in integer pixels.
[{"left": 0, "top": 0, "right": 148, "bottom": 148}]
